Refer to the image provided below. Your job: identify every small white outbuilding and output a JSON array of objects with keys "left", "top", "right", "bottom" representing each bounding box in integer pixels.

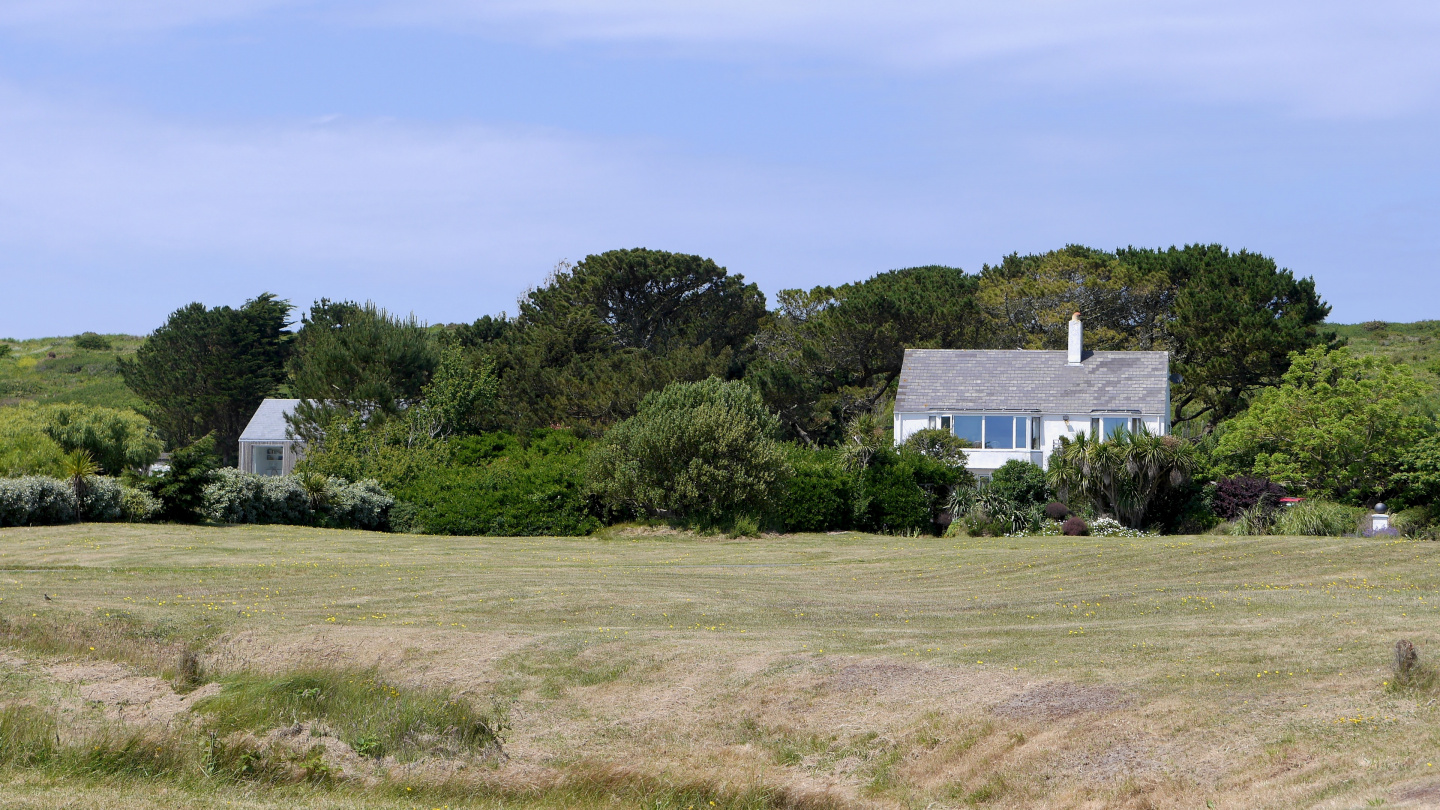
[{"left": 237, "top": 398, "right": 304, "bottom": 476}]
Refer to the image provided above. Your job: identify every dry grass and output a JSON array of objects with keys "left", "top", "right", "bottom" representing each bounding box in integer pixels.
[{"left": 3, "top": 523, "right": 1440, "bottom": 807}]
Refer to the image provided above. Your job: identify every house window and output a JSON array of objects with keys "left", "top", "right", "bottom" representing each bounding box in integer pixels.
[
  {"left": 1089, "top": 417, "right": 1132, "bottom": 441},
  {"left": 953, "top": 415, "right": 983, "bottom": 447},
  {"left": 983, "top": 415, "right": 1015, "bottom": 449},
  {"left": 255, "top": 445, "right": 284, "bottom": 476},
  {"left": 1031, "top": 417, "right": 1041, "bottom": 450}
]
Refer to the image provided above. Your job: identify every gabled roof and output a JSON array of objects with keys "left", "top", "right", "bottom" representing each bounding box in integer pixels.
[
  {"left": 238, "top": 399, "right": 302, "bottom": 442},
  {"left": 894, "top": 349, "right": 1169, "bottom": 415}
]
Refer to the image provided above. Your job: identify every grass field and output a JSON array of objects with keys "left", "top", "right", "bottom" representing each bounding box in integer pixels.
[{"left": 1, "top": 524, "right": 1439, "bottom": 809}]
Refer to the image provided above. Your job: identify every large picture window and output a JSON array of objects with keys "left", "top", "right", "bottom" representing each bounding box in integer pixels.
[
  {"left": 931, "top": 414, "right": 1041, "bottom": 450},
  {"left": 1089, "top": 417, "right": 1133, "bottom": 441}
]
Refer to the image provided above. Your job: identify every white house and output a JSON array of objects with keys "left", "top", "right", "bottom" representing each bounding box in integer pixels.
[
  {"left": 237, "top": 398, "right": 305, "bottom": 476},
  {"left": 892, "top": 314, "right": 1170, "bottom": 476}
]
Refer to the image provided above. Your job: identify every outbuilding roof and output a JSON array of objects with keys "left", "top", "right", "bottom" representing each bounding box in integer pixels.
[
  {"left": 238, "top": 399, "right": 302, "bottom": 442},
  {"left": 894, "top": 349, "right": 1169, "bottom": 415}
]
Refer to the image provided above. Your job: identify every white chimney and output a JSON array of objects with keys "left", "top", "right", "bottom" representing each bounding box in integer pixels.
[{"left": 1067, "top": 312, "right": 1083, "bottom": 365}]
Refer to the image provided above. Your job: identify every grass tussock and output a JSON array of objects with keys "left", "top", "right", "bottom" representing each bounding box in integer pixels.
[
  {"left": 0, "top": 703, "right": 306, "bottom": 785},
  {"left": 191, "top": 668, "right": 507, "bottom": 762},
  {"left": 1271, "top": 500, "right": 1364, "bottom": 537},
  {"left": 0, "top": 610, "right": 208, "bottom": 684}
]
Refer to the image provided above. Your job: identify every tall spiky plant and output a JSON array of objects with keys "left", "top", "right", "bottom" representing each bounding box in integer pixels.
[
  {"left": 1048, "top": 426, "right": 1196, "bottom": 528},
  {"left": 60, "top": 449, "right": 99, "bottom": 520}
]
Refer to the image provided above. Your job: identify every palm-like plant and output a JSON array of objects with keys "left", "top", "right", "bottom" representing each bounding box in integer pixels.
[
  {"left": 60, "top": 449, "right": 99, "bottom": 520},
  {"left": 1048, "top": 426, "right": 1196, "bottom": 528}
]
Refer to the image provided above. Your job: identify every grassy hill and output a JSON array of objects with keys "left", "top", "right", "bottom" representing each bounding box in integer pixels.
[
  {"left": 1330, "top": 320, "right": 1440, "bottom": 414},
  {"left": 0, "top": 334, "right": 144, "bottom": 409},
  {"left": 0, "top": 524, "right": 1437, "bottom": 807}
]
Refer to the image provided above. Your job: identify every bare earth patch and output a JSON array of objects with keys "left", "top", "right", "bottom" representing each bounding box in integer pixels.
[
  {"left": 46, "top": 660, "right": 221, "bottom": 726},
  {"left": 992, "top": 681, "right": 1129, "bottom": 720}
]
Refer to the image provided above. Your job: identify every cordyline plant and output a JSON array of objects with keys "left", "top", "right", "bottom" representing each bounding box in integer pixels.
[{"left": 1047, "top": 427, "right": 1197, "bottom": 528}]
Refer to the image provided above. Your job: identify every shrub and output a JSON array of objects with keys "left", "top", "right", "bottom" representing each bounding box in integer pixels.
[
  {"left": 201, "top": 470, "right": 395, "bottom": 530},
  {"left": 72, "top": 332, "right": 112, "bottom": 351},
  {"left": 0, "top": 477, "right": 75, "bottom": 526},
  {"left": 0, "top": 431, "right": 65, "bottom": 478},
  {"left": 770, "top": 452, "right": 852, "bottom": 533},
  {"left": 202, "top": 469, "right": 311, "bottom": 526},
  {"left": 399, "top": 432, "right": 597, "bottom": 536},
  {"left": 1270, "top": 500, "right": 1363, "bottom": 536},
  {"left": 120, "top": 485, "right": 161, "bottom": 523},
  {"left": 586, "top": 378, "right": 789, "bottom": 522},
  {"left": 859, "top": 449, "right": 966, "bottom": 534},
  {"left": 1061, "top": 516, "right": 1088, "bottom": 536},
  {"left": 83, "top": 476, "right": 123, "bottom": 522},
  {"left": 1213, "top": 476, "right": 1287, "bottom": 521},
  {"left": 1044, "top": 501, "right": 1070, "bottom": 520},
  {"left": 990, "top": 460, "right": 1048, "bottom": 510},
  {"left": 326, "top": 478, "right": 394, "bottom": 531},
  {"left": 901, "top": 428, "right": 970, "bottom": 468},
  {"left": 1227, "top": 503, "right": 1274, "bottom": 536},
  {"left": 146, "top": 434, "right": 220, "bottom": 522}
]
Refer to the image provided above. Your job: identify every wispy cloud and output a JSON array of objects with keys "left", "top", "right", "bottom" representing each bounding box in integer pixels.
[{"left": 4, "top": 1, "right": 1438, "bottom": 116}]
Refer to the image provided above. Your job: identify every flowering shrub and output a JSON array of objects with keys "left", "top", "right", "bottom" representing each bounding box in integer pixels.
[
  {"left": 1363, "top": 526, "right": 1400, "bottom": 538},
  {"left": 1010, "top": 515, "right": 1159, "bottom": 538},
  {"left": 1087, "top": 516, "right": 1159, "bottom": 538}
]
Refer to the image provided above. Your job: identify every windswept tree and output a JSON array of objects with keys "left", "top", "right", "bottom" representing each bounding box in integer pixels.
[
  {"left": 978, "top": 245, "right": 1174, "bottom": 351},
  {"left": 492, "top": 249, "right": 766, "bottom": 432},
  {"left": 1142, "top": 244, "right": 1335, "bottom": 432},
  {"left": 286, "top": 300, "right": 439, "bottom": 444},
  {"left": 749, "top": 266, "right": 985, "bottom": 444},
  {"left": 119, "top": 293, "right": 292, "bottom": 464}
]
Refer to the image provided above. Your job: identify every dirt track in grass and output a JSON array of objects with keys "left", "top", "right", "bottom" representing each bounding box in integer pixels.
[{"left": 3, "top": 523, "right": 1440, "bottom": 808}]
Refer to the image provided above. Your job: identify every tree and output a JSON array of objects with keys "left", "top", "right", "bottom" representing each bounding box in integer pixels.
[
  {"left": 60, "top": 449, "right": 98, "bottom": 519},
  {"left": 1124, "top": 244, "right": 1334, "bottom": 432},
  {"left": 147, "top": 434, "right": 220, "bottom": 523},
  {"left": 749, "top": 266, "right": 985, "bottom": 444},
  {"left": 1048, "top": 428, "right": 1198, "bottom": 527},
  {"left": 120, "top": 293, "right": 292, "bottom": 464},
  {"left": 1215, "top": 346, "right": 1429, "bottom": 503},
  {"left": 492, "top": 250, "right": 766, "bottom": 432},
  {"left": 287, "top": 300, "right": 438, "bottom": 444},
  {"left": 403, "top": 344, "right": 500, "bottom": 442},
  {"left": 585, "top": 377, "right": 790, "bottom": 522},
  {"left": 978, "top": 245, "right": 1174, "bottom": 351},
  {"left": 1396, "top": 435, "right": 1440, "bottom": 508}
]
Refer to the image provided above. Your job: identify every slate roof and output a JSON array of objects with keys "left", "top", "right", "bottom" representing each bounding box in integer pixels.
[
  {"left": 894, "top": 350, "right": 1169, "bottom": 415},
  {"left": 238, "top": 399, "right": 302, "bottom": 442}
]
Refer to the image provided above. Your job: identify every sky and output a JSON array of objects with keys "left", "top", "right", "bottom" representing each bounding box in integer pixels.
[{"left": 1, "top": 1, "right": 1438, "bottom": 338}]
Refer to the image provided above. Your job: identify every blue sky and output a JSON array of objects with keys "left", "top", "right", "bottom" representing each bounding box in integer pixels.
[{"left": 1, "top": 1, "right": 1438, "bottom": 337}]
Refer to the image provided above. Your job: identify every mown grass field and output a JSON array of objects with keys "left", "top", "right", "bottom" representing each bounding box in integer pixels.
[{"left": 1, "top": 524, "right": 1439, "bottom": 809}]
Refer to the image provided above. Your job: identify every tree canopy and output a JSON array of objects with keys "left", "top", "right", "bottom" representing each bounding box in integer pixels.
[
  {"left": 488, "top": 249, "right": 766, "bottom": 432},
  {"left": 119, "top": 293, "right": 291, "bottom": 464},
  {"left": 749, "top": 265, "right": 984, "bottom": 444},
  {"left": 1215, "top": 346, "right": 1429, "bottom": 504},
  {"left": 287, "top": 300, "right": 439, "bottom": 444}
]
